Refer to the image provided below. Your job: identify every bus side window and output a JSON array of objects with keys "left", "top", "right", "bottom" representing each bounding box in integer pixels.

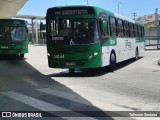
[
  {"left": 109, "top": 16, "right": 117, "bottom": 36},
  {"left": 138, "top": 25, "right": 140, "bottom": 37},
  {"left": 135, "top": 25, "right": 138, "bottom": 37},
  {"left": 133, "top": 24, "right": 136, "bottom": 37},
  {"left": 128, "top": 22, "right": 131, "bottom": 37},
  {"left": 141, "top": 26, "right": 144, "bottom": 37},
  {"left": 128, "top": 23, "right": 131, "bottom": 38},
  {"left": 130, "top": 23, "right": 134, "bottom": 37},
  {"left": 124, "top": 21, "right": 130, "bottom": 37},
  {"left": 139, "top": 25, "right": 142, "bottom": 38},
  {"left": 117, "top": 19, "right": 124, "bottom": 37}
]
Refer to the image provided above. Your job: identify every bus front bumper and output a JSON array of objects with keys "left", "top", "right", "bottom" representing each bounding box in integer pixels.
[{"left": 47, "top": 54, "right": 102, "bottom": 69}]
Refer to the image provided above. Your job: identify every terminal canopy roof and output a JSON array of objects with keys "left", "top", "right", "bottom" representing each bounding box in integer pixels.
[{"left": 0, "top": 0, "right": 28, "bottom": 18}]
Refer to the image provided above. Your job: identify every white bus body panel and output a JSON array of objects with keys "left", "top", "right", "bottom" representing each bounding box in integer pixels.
[{"left": 101, "top": 37, "right": 144, "bottom": 67}]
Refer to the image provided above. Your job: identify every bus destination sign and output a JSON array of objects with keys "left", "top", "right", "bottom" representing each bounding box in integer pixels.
[
  {"left": 47, "top": 7, "right": 95, "bottom": 16},
  {"left": 54, "top": 9, "right": 88, "bottom": 15},
  {"left": 0, "top": 19, "right": 25, "bottom": 26}
]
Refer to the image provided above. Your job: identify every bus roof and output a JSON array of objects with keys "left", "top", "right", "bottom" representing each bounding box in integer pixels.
[
  {"left": 94, "top": 6, "right": 144, "bottom": 26},
  {"left": 47, "top": 5, "right": 144, "bottom": 26}
]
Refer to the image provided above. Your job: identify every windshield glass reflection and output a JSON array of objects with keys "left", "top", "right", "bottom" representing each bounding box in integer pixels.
[{"left": 0, "top": 26, "right": 28, "bottom": 42}]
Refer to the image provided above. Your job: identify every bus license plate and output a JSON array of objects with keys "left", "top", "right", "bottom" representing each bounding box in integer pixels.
[{"left": 66, "top": 62, "right": 76, "bottom": 66}]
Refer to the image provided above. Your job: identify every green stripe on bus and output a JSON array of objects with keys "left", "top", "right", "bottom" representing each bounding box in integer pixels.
[{"left": 136, "top": 38, "right": 145, "bottom": 43}]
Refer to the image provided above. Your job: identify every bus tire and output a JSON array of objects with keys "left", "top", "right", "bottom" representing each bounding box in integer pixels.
[
  {"left": 109, "top": 53, "right": 116, "bottom": 72},
  {"left": 135, "top": 48, "right": 139, "bottom": 61},
  {"left": 69, "top": 69, "right": 75, "bottom": 74},
  {"left": 20, "top": 54, "right": 24, "bottom": 59}
]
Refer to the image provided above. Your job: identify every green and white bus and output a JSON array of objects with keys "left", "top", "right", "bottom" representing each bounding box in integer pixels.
[
  {"left": 0, "top": 19, "right": 28, "bottom": 58},
  {"left": 46, "top": 6, "right": 144, "bottom": 73}
]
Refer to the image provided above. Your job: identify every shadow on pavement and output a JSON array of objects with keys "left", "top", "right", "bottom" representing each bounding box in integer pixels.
[
  {"left": 47, "top": 58, "right": 143, "bottom": 78},
  {"left": 0, "top": 55, "right": 116, "bottom": 120}
]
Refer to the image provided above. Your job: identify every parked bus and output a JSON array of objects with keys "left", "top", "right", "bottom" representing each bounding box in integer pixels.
[
  {"left": 46, "top": 6, "right": 145, "bottom": 73},
  {"left": 0, "top": 19, "right": 28, "bottom": 58}
]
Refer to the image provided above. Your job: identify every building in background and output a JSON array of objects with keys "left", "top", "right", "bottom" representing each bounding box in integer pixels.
[
  {"left": 137, "top": 14, "right": 160, "bottom": 24},
  {"left": 137, "top": 12, "right": 160, "bottom": 49},
  {"left": 27, "top": 21, "right": 46, "bottom": 44}
]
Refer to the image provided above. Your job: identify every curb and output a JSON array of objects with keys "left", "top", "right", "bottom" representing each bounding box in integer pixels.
[{"left": 158, "top": 59, "right": 160, "bottom": 66}]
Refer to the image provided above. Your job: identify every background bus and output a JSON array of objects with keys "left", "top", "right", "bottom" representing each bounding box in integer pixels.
[
  {"left": 46, "top": 6, "right": 145, "bottom": 73},
  {"left": 0, "top": 19, "right": 28, "bottom": 58}
]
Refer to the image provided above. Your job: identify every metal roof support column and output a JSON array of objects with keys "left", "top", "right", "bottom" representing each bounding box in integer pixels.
[
  {"left": 35, "top": 17, "right": 38, "bottom": 44},
  {"left": 31, "top": 18, "right": 34, "bottom": 44},
  {"left": 157, "top": 26, "right": 160, "bottom": 49}
]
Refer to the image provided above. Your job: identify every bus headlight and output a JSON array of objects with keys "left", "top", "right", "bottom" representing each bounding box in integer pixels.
[
  {"left": 93, "top": 52, "right": 98, "bottom": 56},
  {"left": 89, "top": 55, "right": 93, "bottom": 59},
  {"left": 47, "top": 53, "right": 50, "bottom": 57},
  {"left": 89, "top": 52, "right": 98, "bottom": 60}
]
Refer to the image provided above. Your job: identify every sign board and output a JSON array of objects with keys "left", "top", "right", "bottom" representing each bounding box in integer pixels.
[{"left": 47, "top": 6, "right": 95, "bottom": 16}]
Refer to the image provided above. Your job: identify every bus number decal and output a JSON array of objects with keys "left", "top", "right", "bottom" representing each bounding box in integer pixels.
[
  {"left": 110, "top": 39, "right": 116, "bottom": 45},
  {"left": 1, "top": 46, "right": 8, "bottom": 49},
  {"left": 52, "top": 37, "right": 64, "bottom": 40},
  {"left": 54, "top": 55, "right": 64, "bottom": 59}
]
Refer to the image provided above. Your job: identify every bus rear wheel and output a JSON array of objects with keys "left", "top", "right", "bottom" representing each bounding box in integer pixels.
[
  {"left": 135, "top": 48, "right": 139, "bottom": 61},
  {"left": 69, "top": 69, "right": 75, "bottom": 74},
  {"left": 109, "top": 53, "right": 116, "bottom": 72}
]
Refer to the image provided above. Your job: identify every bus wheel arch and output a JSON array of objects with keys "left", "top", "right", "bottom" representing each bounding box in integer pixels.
[{"left": 109, "top": 50, "right": 116, "bottom": 72}]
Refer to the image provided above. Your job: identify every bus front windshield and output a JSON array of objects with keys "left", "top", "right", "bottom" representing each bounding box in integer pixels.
[
  {"left": 48, "top": 18, "right": 98, "bottom": 45},
  {"left": 0, "top": 26, "right": 28, "bottom": 42}
]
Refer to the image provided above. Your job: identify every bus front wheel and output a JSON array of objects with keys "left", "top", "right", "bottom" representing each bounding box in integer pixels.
[{"left": 109, "top": 53, "right": 116, "bottom": 72}]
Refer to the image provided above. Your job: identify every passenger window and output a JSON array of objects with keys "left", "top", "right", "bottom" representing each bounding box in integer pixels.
[
  {"left": 124, "top": 21, "right": 130, "bottom": 37},
  {"left": 117, "top": 19, "right": 124, "bottom": 37},
  {"left": 109, "top": 16, "right": 117, "bottom": 36}
]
